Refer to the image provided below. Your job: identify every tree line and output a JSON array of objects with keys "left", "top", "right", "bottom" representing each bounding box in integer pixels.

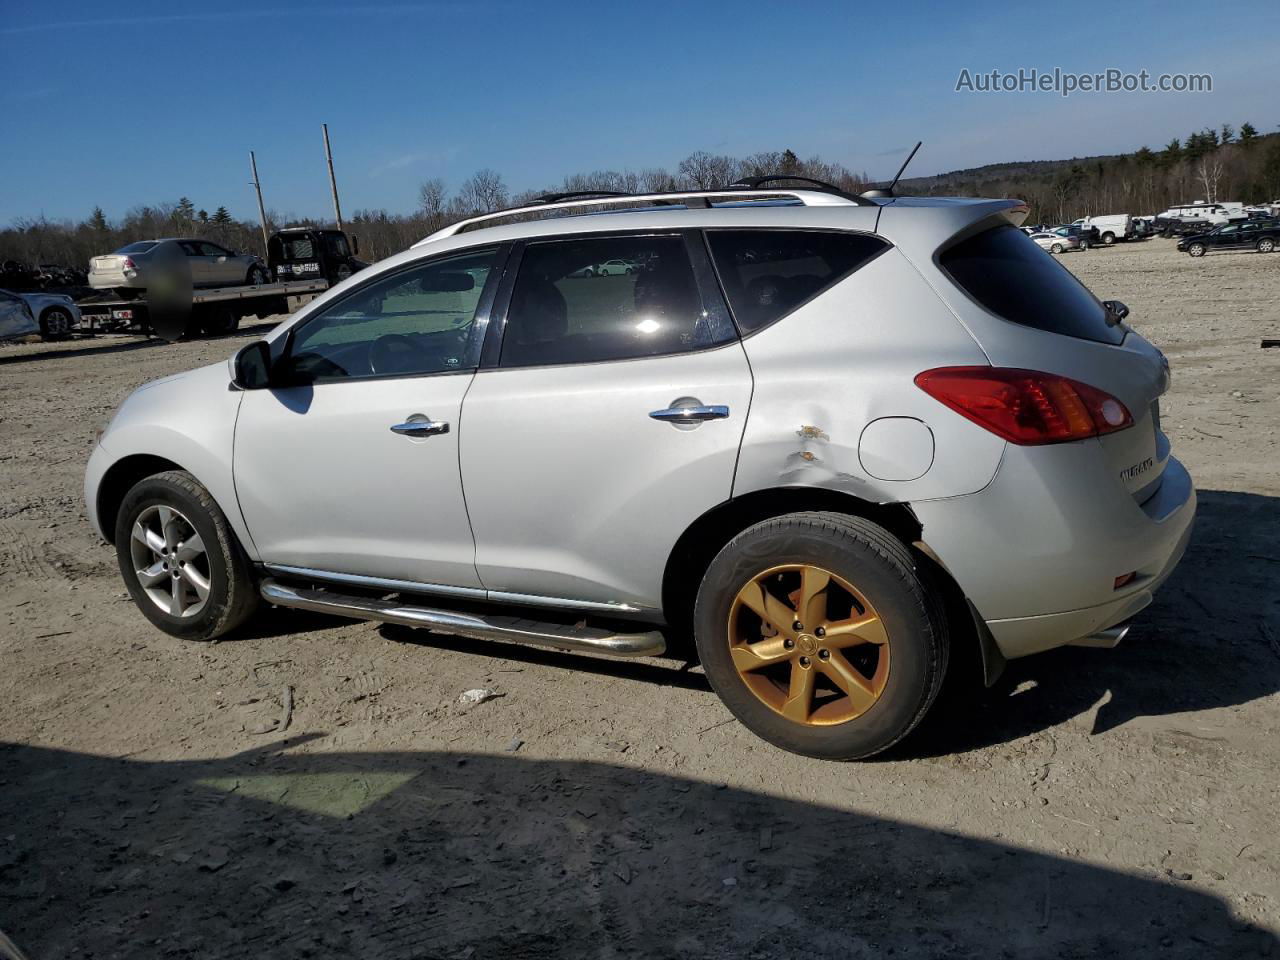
[{"left": 4, "top": 129, "right": 1279, "bottom": 270}]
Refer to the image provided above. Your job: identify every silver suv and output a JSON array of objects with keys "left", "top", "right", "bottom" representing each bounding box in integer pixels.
[{"left": 84, "top": 183, "right": 1195, "bottom": 760}]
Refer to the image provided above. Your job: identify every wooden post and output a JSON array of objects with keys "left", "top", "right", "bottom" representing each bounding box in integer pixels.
[
  {"left": 322, "top": 123, "right": 344, "bottom": 232},
  {"left": 249, "top": 151, "right": 269, "bottom": 256}
]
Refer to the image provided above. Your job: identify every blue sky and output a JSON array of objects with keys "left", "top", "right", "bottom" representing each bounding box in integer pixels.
[{"left": 3, "top": 0, "right": 1277, "bottom": 224}]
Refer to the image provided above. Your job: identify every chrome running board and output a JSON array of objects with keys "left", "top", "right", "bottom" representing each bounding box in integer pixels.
[{"left": 259, "top": 579, "right": 666, "bottom": 658}]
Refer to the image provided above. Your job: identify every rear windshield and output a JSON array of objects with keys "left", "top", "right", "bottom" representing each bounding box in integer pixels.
[
  {"left": 278, "top": 237, "right": 316, "bottom": 260},
  {"left": 114, "top": 241, "right": 157, "bottom": 254},
  {"left": 939, "top": 225, "right": 1122, "bottom": 345}
]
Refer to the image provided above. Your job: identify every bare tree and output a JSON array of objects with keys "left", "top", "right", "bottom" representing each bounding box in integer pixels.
[
  {"left": 417, "top": 178, "right": 448, "bottom": 220},
  {"left": 677, "top": 152, "right": 738, "bottom": 190},
  {"left": 456, "top": 169, "right": 509, "bottom": 213},
  {"left": 1196, "top": 151, "right": 1224, "bottom": 203}
]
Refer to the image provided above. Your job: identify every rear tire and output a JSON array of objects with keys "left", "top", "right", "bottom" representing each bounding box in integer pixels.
[
  {"left": 693, "top": 512, "right": 948, "bottom": 760},
  {"left": 202, "top": 306, "right": 239, "bottom": 336},
  {"left": 1101, "top": 232, "right": 1116, "bottom": 245},
  {"left": 1258, "top": 238, "right": 1276, "bottom": 254},
  {"left": 114, "top": 470, "right": 259, "bottom": 642},
  {"left": 1050, "top": 243, "right": 1064, "bottom": 254},
  {"left": 247, "top": 265, "right": 269, "bottom": 285}
]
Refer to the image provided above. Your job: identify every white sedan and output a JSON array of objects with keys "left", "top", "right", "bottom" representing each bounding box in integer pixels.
[{"left": 0, "top": 288, "right": 81, "bottom": 340}]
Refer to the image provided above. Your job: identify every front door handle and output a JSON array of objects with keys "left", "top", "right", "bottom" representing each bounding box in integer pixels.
[
  {"left": 649, "top": 401, "right": 730, "bottom": 425},
  {"left": 390, "top": 419, "right": 450, "bottom": 437}
]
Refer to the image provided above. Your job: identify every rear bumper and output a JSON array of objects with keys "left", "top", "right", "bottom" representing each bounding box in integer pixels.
[{"left": 914, "top": 446, "right": 1196, "bottom": 660}]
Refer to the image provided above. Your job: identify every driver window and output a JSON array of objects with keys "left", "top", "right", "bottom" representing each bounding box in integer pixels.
[{"left": 281, "top": 246, "right": 499, "bottom": 383}]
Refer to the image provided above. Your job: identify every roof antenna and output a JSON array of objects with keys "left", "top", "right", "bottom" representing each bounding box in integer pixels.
[{"left": 861, "top": 141, "right": 922, "bottom": 199}]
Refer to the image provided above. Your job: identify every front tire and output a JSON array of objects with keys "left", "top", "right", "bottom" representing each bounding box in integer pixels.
[
  {"left": 693, "top": 512, "right": 948, "bottom": 760},
  {"left": 1050, "top": 243, "right": 1064, "bottom": 254},
  {"left": 114, "top": 470, "right": 259, "bottom": 641},
  {"left": 1188, "top": 243, "right": 1206, "bottom": 258},
  {"left": 39, "top": 307, "right": 74, "bottom": 340}
]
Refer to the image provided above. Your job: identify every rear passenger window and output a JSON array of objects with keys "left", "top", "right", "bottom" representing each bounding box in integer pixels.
[
  {"left": 939, "top": 225, "right": 1123, "bottom": 345},
  {"left": 706, "top": 230, "right": 889, "bottom": 334},
  {"left": 500, "top": 235, "right": 731, "bottom": 368}
]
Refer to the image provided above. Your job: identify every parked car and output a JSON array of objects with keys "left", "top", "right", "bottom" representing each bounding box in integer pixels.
[
  {"left": 89, "top": 239, "right": 268, "bottom": 298},
  {"left": 1030, "top": 232, "right": 1082, "bottom": 254},
  {"left": 1054, "top": 224, "right": 1099, "bottom": 248},
  {"left": 85, "top": 184, "right": 1194, "bottom": 761},
  {"left": 594, "top": 258, "right": 640, "bottom": 276},
  {"left": 0, "top": 287, "right": 80, "bottom": 340},
  {"left": 1177, "top": 219, "right": 1280, "bottom": 257}
]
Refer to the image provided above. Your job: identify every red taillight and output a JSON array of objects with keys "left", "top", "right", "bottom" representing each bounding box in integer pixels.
[
  {"left": 122, "top": 257, "right": 135, "bottom": 269},
  {"left": 914, "top": 366, "right": 1133, "bottom": 445}
]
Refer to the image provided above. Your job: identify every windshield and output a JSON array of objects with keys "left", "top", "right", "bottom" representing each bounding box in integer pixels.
[{"left": 114, "top": 241, "right": 158, "bottom": 254}]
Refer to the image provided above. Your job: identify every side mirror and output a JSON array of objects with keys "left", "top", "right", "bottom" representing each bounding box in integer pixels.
[
  {"left": 232, "top": 340, "right": 272, "bottom": 389},
  {"left": 1102, "top": 300, "right": 1129, "bottom": 325}
]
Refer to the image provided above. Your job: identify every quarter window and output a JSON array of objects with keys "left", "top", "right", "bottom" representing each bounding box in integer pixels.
[
  {"left": 499, "top": 235, "right": 728, "bottom": 368},
  {"left": 281, "top": 246, "right": 500, "bottom": 383},
  {"left": 706, "top": 230, "right": 889, "bottom": 334}
]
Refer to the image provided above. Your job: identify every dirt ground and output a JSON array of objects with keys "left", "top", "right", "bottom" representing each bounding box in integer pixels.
[{"left": 1, "top": 238, "right": 1278, "bottom": 958}]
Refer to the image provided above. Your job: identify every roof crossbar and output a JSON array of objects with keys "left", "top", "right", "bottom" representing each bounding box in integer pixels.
[
  {"left": 724, "top": 175, "right": 874, "bottom": 206},
  {"left": 417, "top": 187, "right": 866, "bottom": 244},
  {"left": 534, "top": 189, "right": 632, "bottom": 204}
]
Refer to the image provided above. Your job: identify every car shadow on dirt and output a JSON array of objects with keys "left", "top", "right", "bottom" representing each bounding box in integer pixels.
[{"left": 1, "top": 738, "right": 1274, "bottom": 959}]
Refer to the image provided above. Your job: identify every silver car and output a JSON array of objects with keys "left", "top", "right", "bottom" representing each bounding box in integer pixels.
[
  {"left": 0, "top": 288, "right": 81, "bottom": 340},
  {"left": 89, "top": 239, "right": 268, "bottom": 296},
  {"left": 84, "top": 185, "right": 1195, "bottom": 760}
]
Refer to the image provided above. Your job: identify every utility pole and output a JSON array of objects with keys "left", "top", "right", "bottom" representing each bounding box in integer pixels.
[
  {"left": 322, "top": 123, "right": 344, "bottom": 232},
  {"left": 248, "top": 150, "right": 269, "bottom": 255}
]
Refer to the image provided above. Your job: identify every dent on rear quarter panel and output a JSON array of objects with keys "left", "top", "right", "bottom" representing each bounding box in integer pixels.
[{"left": 733, "top": 247, "right": 1004, "bottom": 503}]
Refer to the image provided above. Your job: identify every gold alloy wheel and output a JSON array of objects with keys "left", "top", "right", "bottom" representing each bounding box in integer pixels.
[{"left": 727, "top": 564, "right": 890, "bottom": 726}]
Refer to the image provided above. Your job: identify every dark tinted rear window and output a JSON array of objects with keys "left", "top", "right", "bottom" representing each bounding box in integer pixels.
[
  {"left": 115, "top": 241, "right": 157, "bottom": 254},
  {"left": 706, "top": 230, "right": 889, "bottom": 334},
  {"left": 939, "top": 225, "right": 1122, "bottom": 345}
]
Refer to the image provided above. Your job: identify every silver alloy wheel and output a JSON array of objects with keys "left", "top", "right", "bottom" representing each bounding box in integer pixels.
[{"left": 129, "top": 504, "right": 211, "bottom": 618}]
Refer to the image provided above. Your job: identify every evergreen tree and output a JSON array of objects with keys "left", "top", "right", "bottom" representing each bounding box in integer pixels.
[
  {"left": 1220, "top": 123, "right": 1235, "bottom": 145},
  {"left": 175, "top": 197, "right": 195, "bottom": 221},
  {"left": 197, "top": 209, "right": 209, "bottom": 222},
  {"left": 1240, "top": 122, "right": 1258, "bottom": 147},
  {"left": 211, "top": 206, "right": 232, "bottom": 225},
  {"left": 88, "top": 206, "right": 109, "bottom": 232},
  {"left": 1134, "top": 146, "right": 1155, "bottom": 167},
  {"left": 780, "top": 149, "right": 800, "bottom": 174},
  {"left": 1161, "top": 138, "right": 1182, "bottom": 167}
]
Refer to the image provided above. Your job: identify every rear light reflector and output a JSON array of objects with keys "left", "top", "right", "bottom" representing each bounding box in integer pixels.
[
  {"left": 122, "top": 257, "right": 135, "bottom": 270},
  {"left": 914, "top": 366, "right": 1133, "bottom": 445},
  {"left": 1114, "top": 572, "right": 1137, "bottom": 589}
]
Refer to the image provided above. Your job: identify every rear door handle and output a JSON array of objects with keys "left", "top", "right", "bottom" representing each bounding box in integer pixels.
[
  {"left": 390, "top": 419, "right": 450, "bottom": 437},
  {"left": 649, "top": 403, "right": 730, "bottom": 425}
]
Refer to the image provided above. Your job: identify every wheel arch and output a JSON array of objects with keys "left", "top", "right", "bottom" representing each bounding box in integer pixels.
[
  {"left": 96, "top": 453, "right": 192, "bottom": 545},
  {"left": 660, "top": 486, "right": 1001, "bottom": 687}
]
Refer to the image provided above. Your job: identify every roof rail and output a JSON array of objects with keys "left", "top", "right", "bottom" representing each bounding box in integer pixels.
[
  {"left": 724, "top": 175, "right": 874, "bottom": 206},
  {"left": 416, "top": 187, "right": 866, "bottom": 245}
]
